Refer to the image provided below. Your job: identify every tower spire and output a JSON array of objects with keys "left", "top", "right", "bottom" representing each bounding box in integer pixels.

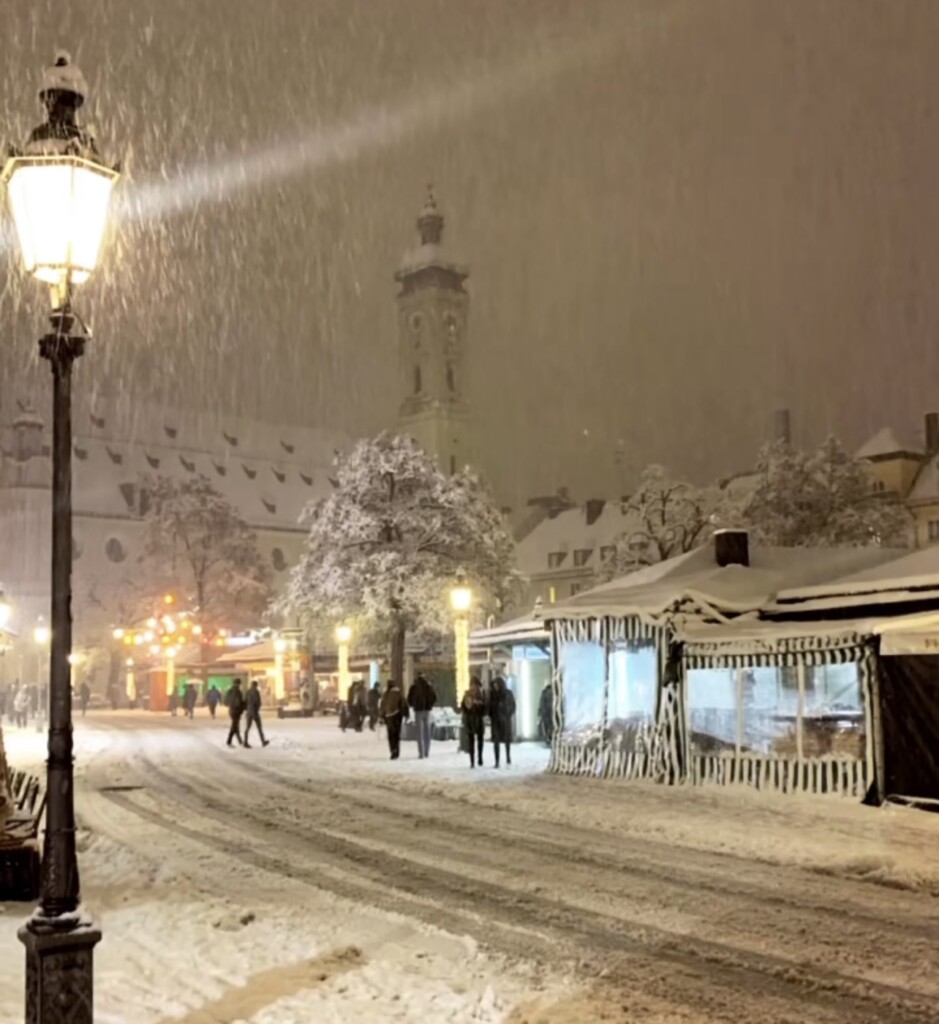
[{"left": 417, "top": 183, "right": 444, "bottom": 245}]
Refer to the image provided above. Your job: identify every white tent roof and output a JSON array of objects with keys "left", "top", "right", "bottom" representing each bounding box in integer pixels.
[
  {"left": 541, "top": 544, "right": 901, "bottom": 622},
  {"left": 470, "top": 614, "right": 549, "bottom": 648}
]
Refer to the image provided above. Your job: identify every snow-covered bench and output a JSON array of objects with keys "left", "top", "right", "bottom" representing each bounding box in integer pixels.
[{"left": 0, "top": 769, "right": 45, "bottom": 901}]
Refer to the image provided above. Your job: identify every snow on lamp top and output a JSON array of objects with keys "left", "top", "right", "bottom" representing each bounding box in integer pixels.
[{"left": 2, "top": 52, "right": 119, "bottom": 296}]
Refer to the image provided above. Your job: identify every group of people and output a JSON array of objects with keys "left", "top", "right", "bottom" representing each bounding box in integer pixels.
[
  {"left": 340, "top": 680, "right": 381, "bottom": 732},
  {"left": 372, "top": 673, "right": 516, "bottom": 768},
  {"left": 0, "top": 682, "right": 35, "bottom": 728},
  {"left": 223, "top": 677, "right": 270, "bottom": 748},
  {"left": 460, "top": 675, "right": 515, "bottom": 768}
]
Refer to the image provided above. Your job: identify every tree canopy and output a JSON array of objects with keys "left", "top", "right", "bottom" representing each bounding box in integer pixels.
[
  {"left": 283, "top": 434, "right": 518, "bottom": 682},
  {"left": 140, "top": 474, "right": 270, "bottom": 630},
  {"left": 740, "top": 437, "right": 911, "bottom": 547}
]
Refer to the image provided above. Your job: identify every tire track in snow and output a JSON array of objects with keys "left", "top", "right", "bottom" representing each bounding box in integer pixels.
[{"left": 86, "top": 736, "right": 939, "bottom": 1024}]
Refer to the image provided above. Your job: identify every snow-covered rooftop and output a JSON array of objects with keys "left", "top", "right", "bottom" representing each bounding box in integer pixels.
[
  {"left": 542, "top": 543, "right": 900, "bottom": 621},
  {"left": 774, "top": 544, "right": 939, "bottom": 606},
  {"left": 7, "top": 399, "right": 349, "bottom": 532},
  {"left": 854, "top": 427, "right": 922, "bottom": 460},
  {"left": 905, "top": 453, "right": 939, "bottom": 503},
  {"left": 516, "top": 501, "right": 630, "bottom": 576}
]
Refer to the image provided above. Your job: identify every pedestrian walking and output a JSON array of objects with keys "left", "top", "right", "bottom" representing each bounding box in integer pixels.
[
  {"left": 379, "top": 679, "right": 409, "bottom": 760},
  {"left": 488, "top": 676, "right": 516, "bottom": 768},
  {"left": 407, "top": 673, "right": 437, "bottom": 759},
  {"left": 460, "top": 676, "right": 486, "bottom": 768},
  {"left": 244, "top": 679, "right": 270, "bottom": 748},
  {"left": 367, "top": 682, "right": 380, "bottom": 731},
  {"left": 79, "top": 681, "right": 91, "bottom": 718},
  {"left": 538, "top": 683, "right": 554, "bottom": 744},
  {"left": 225, "top": 678, "right": 246, "bottom": 747},
  {"left": 13, "top": 685, "right": 29, "bottom": 728},
  {"left": 183, "top": 682, "right": 197, "bottom": 719},
  {"left": 206, "top": 683, "right": 221, "bottom": 719}
]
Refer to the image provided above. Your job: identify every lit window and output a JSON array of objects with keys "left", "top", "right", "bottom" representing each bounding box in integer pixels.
[
  {"left": 547, "top": 552, "right": 566, "bottom": 569},
  {"left": 573, "top": 549, "right": 592, "bottom": 567},
  {"left": 548, "top": 586, "right": 557, "bottom": 604}
]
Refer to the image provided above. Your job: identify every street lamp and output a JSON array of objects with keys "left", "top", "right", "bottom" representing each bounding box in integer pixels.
[
  {"left": 449, "top": 571, "right": 473, "bottom": 705},
  {"left": 335, "top": 624, "right": 352, "bottom": 697},
  {"left": 273, "top": 636, "right": 287, "bottom": 701},
  {"left": 4, "top": 52, "right": 119, "bottom": 1023}
]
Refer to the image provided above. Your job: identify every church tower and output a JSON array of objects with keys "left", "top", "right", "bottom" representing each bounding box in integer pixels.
[{"left": 395, "top": 188, "right": 471, "bottom": 474}]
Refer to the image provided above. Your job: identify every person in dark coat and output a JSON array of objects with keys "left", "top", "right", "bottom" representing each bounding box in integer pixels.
[
  {"left": 351, "top": 680, "right": 368, "bottom": 732},
  {"left": 244, "top": 679, "right": 270, "bottom": 748},
  {"left": 407, "top": 674, "right": 437, "bottom": 759},
  {"left": 79, "top": 681, "right": 91, "bottom": 718},
  {"left": 183, "top": 682, "right": 197, "bottom": 719},
  {"left": 225, "top": 678, "right": 246, "bottom": 747},
  {"left": 538, "top": 683, "right": 554, "bottom": 744},
  {"left": 488, "top": 676, "right": 516, "bottom": 768},
  {"left": 460, "top": 676, "right": 486, "bottom": 768},
  {"left": 379, "top": 679, "right": 409, "bottom": 760},
  {"left": 169, "top": 690, "right": 179, "bottom": 717},
  {"left": 367, "top": 682, "right": 381, "bottom": 731},
  {"left": 206, "top": 684, "right": 221, "bottom": 719}
]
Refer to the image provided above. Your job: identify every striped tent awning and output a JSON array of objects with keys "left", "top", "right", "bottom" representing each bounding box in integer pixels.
[{"left": 684, "top": 631, "right": 866, "bottom": 669}]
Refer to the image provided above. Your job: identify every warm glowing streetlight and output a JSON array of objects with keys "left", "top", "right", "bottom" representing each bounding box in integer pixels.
[
  {"left": 33, "top": 618, "right": 50, "bottom": 647},
  {"left": 112, "top": 627, "right": 124, "bottom": 640},
  {"left": 335, "top": 624, "right": 352, "bottom": 696},
  {"left": 0, "top": 588, "right": 12, "bottom": 629},
  {"left": 449, "top": 571, "right": 473, "bottom": 704}
]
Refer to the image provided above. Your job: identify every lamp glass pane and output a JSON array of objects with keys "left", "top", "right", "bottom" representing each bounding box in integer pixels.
[{"left": 5, "top": 158, "right": 116, "bottom": 286}]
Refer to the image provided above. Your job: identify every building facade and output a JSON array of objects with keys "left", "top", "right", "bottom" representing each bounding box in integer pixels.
[
  {"left": 0, "top": 396, "right": 346, "bottom": 661},
  {"left": 395, "top": 189, "right": 472, "bottom": 475}
]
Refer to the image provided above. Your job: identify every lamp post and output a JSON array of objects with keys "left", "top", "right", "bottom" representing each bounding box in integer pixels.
[
  {"left": 335, "top": 624, "right": 352, "bottom": 697},
  {"left": 449, "top": 571, "right": 473, "bottom": 706},
  {"left": 3, "top": 52, "right": 119, "bottom": 1024},
  {"left": 34, "top": 618, "right": 51, "bottom": 729}
]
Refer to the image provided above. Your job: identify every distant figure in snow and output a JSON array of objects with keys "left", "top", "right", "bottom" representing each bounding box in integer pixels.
[
  {"left": 169, "top": 690, "right": 179, "bottom": 717},
  {"left": 244, "top": 679, "right": 270, "bottom": 748},
  {"left": 225, "top": 678, "right": 246, "bottom": 747},
  {"left": 14, "top": 685, "right": 29, "bottom": 727},
  {"left": 379, "top": 679, "right": 409, "bottom": 760},
  {"left": 206, "top": 684, "right": 221, "bottom": 719},
  {"left": 538, "top": 683, "right": 554, "bottom": 744},
  {"left": 79, "top": 681, "right": 91, "bottom": 718},
  {"left": 367, "top": 682, "right": 381, "bottom": 731},
  {"left": 460, "top": 676, "right": 486, "bottom": 768},
  {"left": 488, "top": 676, "right": 516, "bottom": 768},
  {"left": 407, "top": 674, "right": 437, "bottom": 759},
  {"left": 183, "top": 682, "right": 197, "bottom": 719}
]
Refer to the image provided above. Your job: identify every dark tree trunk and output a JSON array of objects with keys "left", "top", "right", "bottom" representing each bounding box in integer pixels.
[{"left": 390, "top": 621, "right": 406, "bottom": 687}]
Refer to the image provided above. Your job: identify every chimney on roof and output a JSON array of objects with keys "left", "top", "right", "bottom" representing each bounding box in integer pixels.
[
  {"left": 773, "top": 408, "right": 791, "bottom": 446},
  {"left": 714, "top": 529, "right": 749, "bottom": 568},
  {"left": 585, "top": 498, "right": 605, "bottom": 526},
  {"left": 925, "top": 413, "right": 939, "bottom": 456}
]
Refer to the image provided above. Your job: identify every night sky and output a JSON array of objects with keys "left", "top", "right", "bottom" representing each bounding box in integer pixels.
[{"left": 2, "top": 0, "right": 938, "bottom": 513}]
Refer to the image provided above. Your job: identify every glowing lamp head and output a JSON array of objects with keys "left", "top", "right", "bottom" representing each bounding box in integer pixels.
[
  {"left": 274, "top": 637, "right": 287, "bottom": 653},
  {"left": 163, "top": 594, "right": 174, "bottom": 606},
  {"left": 33, "top": 619, "right": 50, "bottom": 645},
  {"left": 1, "top": 55, "right": 119, "bottom": 298},
  {"left": 0, "top": 589, "right": 11, "bottom": 629},
  {"left": 335, "top": 624, "right": 352, "bottom": 645},
  {"left": 449, "top": 572, "right": 473, "bottom": 614},
  {"left": 112, "top": 627, "right": 124, "bottom": 640}
]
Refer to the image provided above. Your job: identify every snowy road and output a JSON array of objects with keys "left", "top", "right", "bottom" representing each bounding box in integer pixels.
[{"left": 2, "top": 713, "right": 939, "bottom": 1023}]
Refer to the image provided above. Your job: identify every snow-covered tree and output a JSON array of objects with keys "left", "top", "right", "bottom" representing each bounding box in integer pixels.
[
  {"left": 741, "top": 437, "right": 910, "bottom": 547},
  {"left": 140, "top": 474, "right": 271, "bottom": 630},
  {"left": 603, "top": 465, "right": 727, "bottom": 578},
  {"left": 283, "top": 434, "right": 518, "bottom": 685}
]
